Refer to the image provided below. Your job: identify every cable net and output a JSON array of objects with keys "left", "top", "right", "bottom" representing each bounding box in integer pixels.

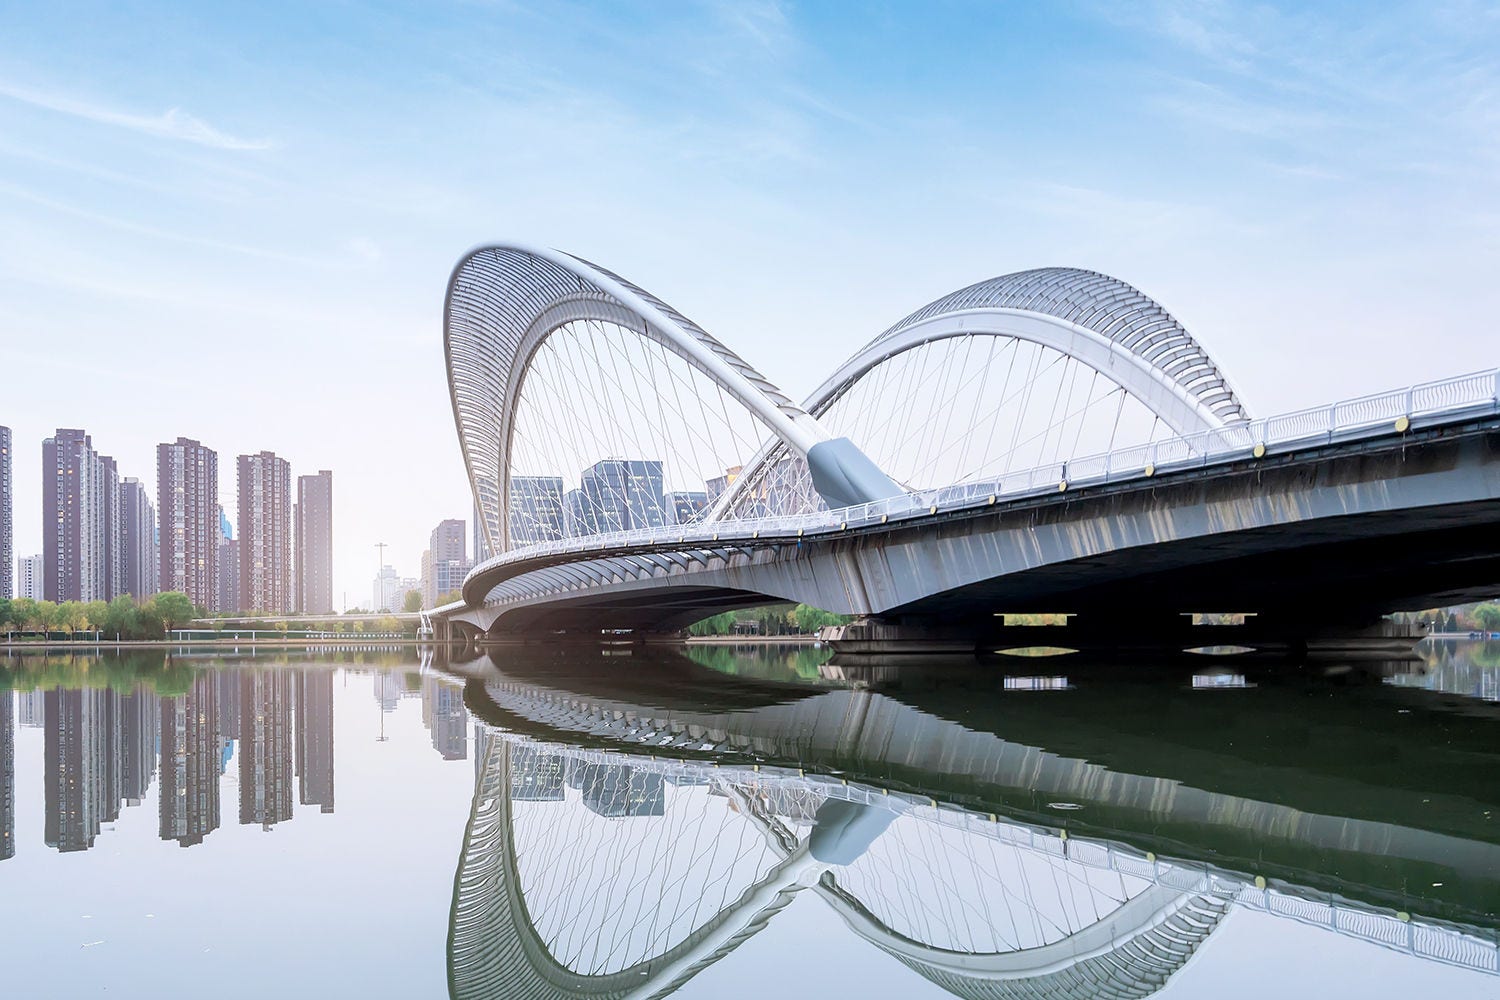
[
  {"left": 506, "top": 319, "right": 777, "bottom": 548},
  {"left": 719, "top": 337, "right": 1172, "bottom": 518}
]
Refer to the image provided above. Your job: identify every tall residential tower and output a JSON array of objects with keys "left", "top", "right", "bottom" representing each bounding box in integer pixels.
[
  {"left": 237, "top": 451, "right": 292, "bottom": 614},
  {"left": 42, "top": 429, "right": 117, "bottom": 602},
  {"left": 0, "top": 425, "right": 11, "bottom": 599},
  {"left": 294, "top": 470, "right": 333, "bottom": 615},
  {"left": 157, "top": 437, "right": 219, "bottom": 610}
]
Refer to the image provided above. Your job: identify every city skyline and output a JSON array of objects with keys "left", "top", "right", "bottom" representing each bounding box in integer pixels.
[{"left": 3, "top": 3, "right": 1497, "bottom": 610}]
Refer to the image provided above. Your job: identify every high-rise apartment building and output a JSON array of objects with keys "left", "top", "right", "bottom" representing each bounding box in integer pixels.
[
  {"left": 422, "top": 517, "right": 469, "bottom": 607},
  {"left": 430, "top": 518, "right": 466, "bottom": 564},
  {"left": 237, "top": 451, "right": 292, "bottom": 614},
  {"left": 215, "top": 505, "right": 237, "bottom": 613},
  {"left": 99, "top": 454, "right": 122, "bottom": 600},
  {"left": 118, "top": 478, "right": 157, "bottom": 600},
  {"left": 0, "top": 425, "right": 11, "bottom": 599},
  {"left": 17, "top": 554, "right": 41, "bottom": 600},
  {"left": 43, "top": 429, "right": 115, "bottom": 602},
  {"left": 294, "top": 470, "right": 333, "bottom": 614},
  {"left": 157, "top": 438, "right": 219, "bottom": 609}
]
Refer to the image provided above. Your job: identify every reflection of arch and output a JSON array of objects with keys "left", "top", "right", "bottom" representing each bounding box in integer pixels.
[
  {"left": 448, "top": 732, "right": 1228, "bottom": 1000},
  {"left": 819, "top": 880, "right": 1229, "bottom": 1000},
  {"left": 445, "top": 244, "right": 896, "bottom": 556},
  {"left": 447, "top": 738, "right": 814, "bottom": 1000},
  {"left": 718, "top": 268, "right": 1249, "bottom": 517}
]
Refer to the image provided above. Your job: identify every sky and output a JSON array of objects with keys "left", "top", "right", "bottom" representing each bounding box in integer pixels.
[{"left": 1, "top": 0, "right": 1497, "bottom": 609}]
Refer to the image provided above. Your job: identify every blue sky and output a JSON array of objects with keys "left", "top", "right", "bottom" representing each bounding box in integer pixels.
[{"left": 2, "top": 1, "right": 1497, "bottom": 605}]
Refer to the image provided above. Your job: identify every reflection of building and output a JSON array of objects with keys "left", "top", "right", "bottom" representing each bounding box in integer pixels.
[
  {"left": 217, "top": 670, "right": 241, "bottom": 743},
  {"left": 295, "top": 471, "right": 334, "bottom": 614},
  {"left": 1, "top": 689, "right": 13, "bottom": 860},
  {"left": 17, "top": 689, "right": 44, "bottom": 727},
  {"left": 160, "top": 674, "right": 222, "bottom": 847},
  {"left": 666, "top": 491, "right": 708, "bottom": 525},
  {"left": 422, "top": 678, "right": 468, "bottom": 761},
  {"left": 508, "top": 476, "right": 565, "bottom": 545},
  {"left": 237, "top": 451, "right": 293, "bottom": 614},
  {"left": 44, "top": 687, "right": 113, "bottom": 852},
  {"left": 239, "top": 670, "right": 294, "bottom": 829},
  {"left": 157, "top": 437, "right": 219, "bottom": 609},
  {"left": 295, "top": 671, "right": 335, "bottom": 813},
  {"left": 508, "top": 744, "right": 566, "bottom": 801},
  {"left": 119, "top": 691, "right": 157, "bottom": 805},
  {"left": 579, "top": 763, "right": 665, "bottom": 818},
  {"left": 119, "top": 478, "right": 158, "bottom": 601}
]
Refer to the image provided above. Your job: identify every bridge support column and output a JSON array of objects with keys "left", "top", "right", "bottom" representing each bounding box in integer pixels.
[{"left": 818, "top": 618, "right": 980, "bottom": 656}]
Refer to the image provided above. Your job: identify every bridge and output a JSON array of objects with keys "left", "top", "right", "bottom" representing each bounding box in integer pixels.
[
  {"left": 433, "top": 243, "right": 1500, "bottom": 649},
  {"left": 435, "top": 650, "right": 1500, "bottom": 998}
]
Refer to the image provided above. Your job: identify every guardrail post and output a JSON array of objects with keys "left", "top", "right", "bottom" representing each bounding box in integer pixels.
[
  {"left": 1328, "top": 404, "right": 1337, "bottom": 442},
  {"left": 1493, "top": 370, "right": 1500, "bottom": 404}
]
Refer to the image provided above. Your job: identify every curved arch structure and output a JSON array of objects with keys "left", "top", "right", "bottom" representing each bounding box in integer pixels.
[
  {"left": 845, "top": 267, "right": 1248, "bottom": 427},
  {"left": 445, "top": 244, "right": 898, "bottom": 556},
  {"left": 715, "top": 267, "right": 1249, "bottom": 518}
]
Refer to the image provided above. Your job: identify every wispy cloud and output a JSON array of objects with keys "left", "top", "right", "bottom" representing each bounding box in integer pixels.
[{"left": 0, "top": 79, "right": 273, "bottom": 151}]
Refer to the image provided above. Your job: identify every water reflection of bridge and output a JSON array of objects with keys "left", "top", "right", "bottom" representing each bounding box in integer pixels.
[{"left": 440, "top": 653, "right": 1500, "bottom": 999}]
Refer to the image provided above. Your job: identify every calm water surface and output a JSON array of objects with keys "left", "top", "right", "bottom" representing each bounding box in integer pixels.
[{"left": 2, "top": 641, "right": 1499, "bottom": 998}]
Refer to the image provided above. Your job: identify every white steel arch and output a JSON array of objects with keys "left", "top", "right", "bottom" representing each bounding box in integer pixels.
[
  {"left": 445, "top": 243, "right": 896, "bottom": 556},
  {"left": 714, "top": 267, "right": 1250, "bottom": 519}
]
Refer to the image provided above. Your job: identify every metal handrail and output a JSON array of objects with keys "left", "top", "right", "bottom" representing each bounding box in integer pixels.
[{"left": 466, "top": 367, "right": 1500, "bottom": 586}]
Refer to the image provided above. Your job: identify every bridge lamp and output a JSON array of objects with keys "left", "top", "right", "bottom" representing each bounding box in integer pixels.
[{"left": 1395, "top": 415, "right": 1411, "bottom": 433}]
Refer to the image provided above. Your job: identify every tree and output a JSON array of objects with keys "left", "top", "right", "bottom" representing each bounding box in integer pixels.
[
  {"left": 57, "top": 601, "right": 88, "bottom": 636},
  {"left": 402, "top": 589, "right": 423, "bottom": 613},
  {"left": 153, "top": 592, "right": 194, "bottom": 635},
  {"left": 1474, "top": 603, "right": 1500, "bottom": 632},
  {"left": 29, "top": 600, "right": 57, "bottom": 636},
  {"left": 103, "top": 596, "right": 140, "bottom": 639}
]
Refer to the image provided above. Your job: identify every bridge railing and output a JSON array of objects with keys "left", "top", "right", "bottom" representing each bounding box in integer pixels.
[{"left": 466, "top": 368, "right": 1500, "bottom": 585}]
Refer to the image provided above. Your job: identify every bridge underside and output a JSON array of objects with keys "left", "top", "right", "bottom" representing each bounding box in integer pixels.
[{"left": 443, "top": 423, "right": 1500, "bottom": 643}]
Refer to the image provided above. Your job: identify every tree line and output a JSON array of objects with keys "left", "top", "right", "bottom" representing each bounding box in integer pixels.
[
  {"left": 687, "top": 603, "right": 851, "bottom": 637},
  {"left": 0, "top": 593, "right": 196, "bottom": 640}
]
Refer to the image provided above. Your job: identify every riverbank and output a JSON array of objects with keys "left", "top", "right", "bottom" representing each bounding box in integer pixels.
[
  {"left": 684, "top": 635, "right": 821, "bottom": 645},
  {"left": 2, "top": 637, "right": 433, "bottom": 652}
]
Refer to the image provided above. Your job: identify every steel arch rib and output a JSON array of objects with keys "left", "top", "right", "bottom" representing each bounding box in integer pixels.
[
  {"left": 823, "top": 266, "right": 1249, "bottom": 429},
  {"left": 714, "top": 267, "right": 1249, "bottom": 519},
  {"left": 445, "top": 242, "right": 834, "bottom": 557}
]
